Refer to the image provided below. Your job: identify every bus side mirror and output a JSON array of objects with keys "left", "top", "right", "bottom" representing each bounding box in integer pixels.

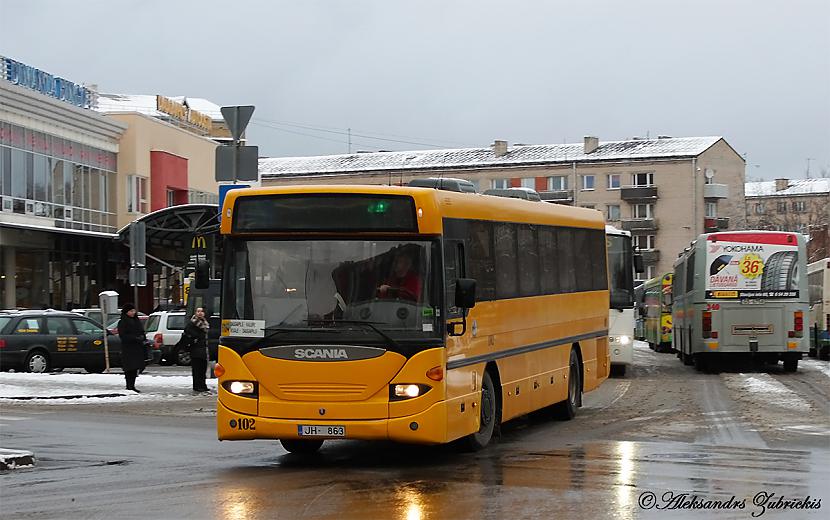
[
  {"left": 195, "top": 260, "right": 210, "bottom": 290},
  {"left": 455, "top": 278, "right": 477, "bottom": 309},
  {"left": 634, "top": 254, "right": 645, "bottom": 273}
]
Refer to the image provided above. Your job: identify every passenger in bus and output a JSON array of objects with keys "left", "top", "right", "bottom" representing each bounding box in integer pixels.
[{"left": 377, "top": 251, "right": 422, "bottom": 302}]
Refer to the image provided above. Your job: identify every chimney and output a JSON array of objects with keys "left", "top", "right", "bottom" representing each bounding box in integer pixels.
[
  {"left": 775, "top": 178, "right": 789, "bottom": 191},
  {"left": 583, "top": 136, "right": 599, "bottom": 154},
  {"left": 492, "top": 140, "right": 508, "bottom": 157}
]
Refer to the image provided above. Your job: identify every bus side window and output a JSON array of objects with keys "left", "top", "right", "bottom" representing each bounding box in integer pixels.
[{"left": 686, "top": 252, "right": 696, "bottom": 291}]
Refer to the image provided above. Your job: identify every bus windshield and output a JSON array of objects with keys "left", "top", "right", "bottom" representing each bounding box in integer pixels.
[
  {"left": 608, "top": 234, "right": 634, "bottom": 309},
  {"left": 223, "top": 238, "right": 441, "bottom": 340}
]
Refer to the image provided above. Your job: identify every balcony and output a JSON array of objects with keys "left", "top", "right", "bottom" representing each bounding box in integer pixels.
[
  {"left": 621, "top": 218, "right": 659, "bottom": 232},
  {"left": 703, "top": 183, "right": 729, "bottom": 199},
  {"left": 539, "top": 190, "right": 574, "bottom": 203},
  {"left": 620, "top": 185, "right": 658, "bottom": 201},
  {"left": 639, "top": 250, "right": 661, "bottom": 264},
  {"left": 704, "top": 217, "right": 730, "bottom": 232}
]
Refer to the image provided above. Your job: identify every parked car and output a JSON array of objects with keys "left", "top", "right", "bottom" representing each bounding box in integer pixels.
[
  {"left": 0, "top": 309, "right": 124, "bottom": 373},
  {"left": 70, "top": 308, "right": 121, "bottom": 327},
  {"left": 106, "top": 315, "right": 157, "bottom": 365},
  {"left": 145, "top": 311, "right": 189, "bottom": 366}
]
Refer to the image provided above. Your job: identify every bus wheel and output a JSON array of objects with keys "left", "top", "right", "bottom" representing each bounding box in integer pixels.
[
  {"left": 464, "top": 370, "right": 499, "bottom": 451},
  {"left": 693, "top": 353, "right": 709, "bottom": 373},
  {"left": 280, "top": 439, "right": 324, "bottom": 454},
  {"left": 782, "top": 356, "right": 798, "bottom": 372},
  {"left": 610, "top": 364, "right": 626, "bottom": 377},
  {"left": 553, "top": 349, "right": 581, "bottom": 420}
]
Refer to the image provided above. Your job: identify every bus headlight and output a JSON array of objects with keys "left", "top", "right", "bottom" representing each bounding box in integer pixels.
[
  {"left": 225, "top": 381, "right": 257, "bottom": 395},
  {"left": 390, "top": 384, "right": 431, "bottom": 400},
  {"left": 619, "top": 335, "right": 631, "bottom": 345}
]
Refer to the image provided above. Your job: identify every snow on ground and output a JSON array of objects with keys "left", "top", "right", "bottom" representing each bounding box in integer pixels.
[
  {"left": 722, "top": 373, "right": 812, "bottom": 412},
  {"left": 0, "top": 372, "right": 216, "bottom": 404},
  {"left": 803, "top": 358, "right": 830, "bottom": 379},
  {"left": 0, "top": 448, "right": 35, "bottom": 470}
]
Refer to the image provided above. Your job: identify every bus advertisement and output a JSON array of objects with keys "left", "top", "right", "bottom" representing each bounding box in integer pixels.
[
  {"left": 673, "top": 231, "right": 809, "bottom": 372},
  {"left": 210, "top": 185, "right": 611, "bottom": 453},
  {"left": 643, "top": 273, "right": 673, "bottom": 352}
]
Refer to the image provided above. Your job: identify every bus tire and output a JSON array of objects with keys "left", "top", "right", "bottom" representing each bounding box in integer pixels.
[
  {"left": 760, "top": 251, "right": 798, "bottom": 291},
  {"left": 553, "top": 348, "right": 582, "bottom": 421},
  {"left": 610, "top": 364, "right": 626, "bottom": 377},
  {"left": 463, "top": 370, "right": 499, "bottom": 451},
  {"left": 782, "top": 356, "right": 798, "bottom": 372},
  {"left": 280, "top": 439, "right": 324, "bottom": 454},
  {"left": 693, "top": 353, "right": 709, "bottom": 373}
]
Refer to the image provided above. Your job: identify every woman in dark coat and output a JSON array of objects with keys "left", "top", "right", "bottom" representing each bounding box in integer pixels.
[
  {"left": 183, "top": 307, "right": 210, "bottom": 393},
  {"left": 117, "top": 303, "right": 146, "bottom": 392}
]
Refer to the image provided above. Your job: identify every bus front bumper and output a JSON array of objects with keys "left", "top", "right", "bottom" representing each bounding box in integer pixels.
[{"left": 217, "top": 399, "right": 449, "bottom": 445}]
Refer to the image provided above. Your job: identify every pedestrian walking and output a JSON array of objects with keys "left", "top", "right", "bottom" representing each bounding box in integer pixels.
[
  {"left": 184, "top": 307, "right": 210, "bottom": 393},
  {"left": 117, "top": 303, "right": 146, "bottom": 393}
]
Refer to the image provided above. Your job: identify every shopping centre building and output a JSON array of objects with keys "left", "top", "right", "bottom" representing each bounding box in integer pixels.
[{"left": 0, "top": 54, "right": 223, "bottom": 311}]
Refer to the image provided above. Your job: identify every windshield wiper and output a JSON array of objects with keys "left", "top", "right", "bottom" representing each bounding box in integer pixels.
[{"left": 306, "top": 318, "right": 400, "bottom": 349}]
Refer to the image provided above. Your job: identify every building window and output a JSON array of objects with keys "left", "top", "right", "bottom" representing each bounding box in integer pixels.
[
  {"left": 777, "top": 201, "right": 787, "bottom": 213},
  {"left": 636, "top": 265, "right": 655, "bottom": 282},
  {"left": 548, "top": 175, "right": 567, "bottom": 191},
  {"left": 491, "top": 178, "right": 509, "bottom": 189},
  {"left": 581, "top": 175, "right": 595, "bottom": 190},
  {"left": 606, "top": 204, "right": 621, "bottom": 221},
  {"left": 127, "top": 175, "right": 148, "bottom": 214},
  {"left": 634, "top": 234, "right": 655, "bottom": 250},
  {"left": 607, "top": 174, "right": 621, "bottom": 189},
  {"left": 520, "top": 177, "right": 535, "bottom": 189},
  {"left": 792, "top": 200, "right": 806, "bottom": 213},
  {"left": 755, "top": 202, "right": 765, "bottom": 214},
  {"left": 633, "top": 203, "right": 654, "bottom": 219},
  {"left": 632, "top": 172, "right": 654, "bottom": 186},
  {"left": 166, "top": 189, "right": 175, "bottom": 208},
  {"left": 580, "top": 204, "right": 596, "bottom": 210},
  {"left": 705, "top": 202, "right": 717, "bottom": 218}
]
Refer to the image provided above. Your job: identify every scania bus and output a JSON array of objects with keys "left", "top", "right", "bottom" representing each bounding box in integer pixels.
[
  {"left": 672, "top": 231, "right": 809, "bottom": 372},
  {"left": 606, "top": 225, "right": 642, "bottom": 376},
  {"left": 807, "top": 258, "right": 829, "bottom": 360},
  {"left": 209, "top": 184, "right": 610, "bottom": 453},
  {"left": 643, "top": 273, "right": 673, "bottom": 352}
]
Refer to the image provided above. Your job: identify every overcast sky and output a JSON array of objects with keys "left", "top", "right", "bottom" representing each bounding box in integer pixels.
[{"left": 3, "top": 0, "right": 828, "bottom": 179}]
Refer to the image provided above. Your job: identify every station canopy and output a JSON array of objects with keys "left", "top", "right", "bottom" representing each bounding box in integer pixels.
[{"left": 117, "top": 204, "right": 219, "bottom": 266}]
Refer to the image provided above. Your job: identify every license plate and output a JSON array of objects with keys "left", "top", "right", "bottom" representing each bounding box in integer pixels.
[{"left": 298, "top": 425, "right": 345, "bottom": 437}]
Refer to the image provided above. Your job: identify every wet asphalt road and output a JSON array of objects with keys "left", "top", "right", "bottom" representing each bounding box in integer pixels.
[{"left": 1, "top": 343, "right": 828, "bottom": 519}]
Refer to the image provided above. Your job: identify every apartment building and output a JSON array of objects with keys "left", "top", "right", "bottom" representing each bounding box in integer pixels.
[
  {"left": 745, "top": 177, "right": 830, "bottom": 261},
  {"left": 259, "top": 135, "right": 746, "bottom": 281}
]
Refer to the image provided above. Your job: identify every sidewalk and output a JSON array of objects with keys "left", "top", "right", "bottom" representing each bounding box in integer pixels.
[{"left": 0, "top": 372, "right": 217, "bottom": 403}]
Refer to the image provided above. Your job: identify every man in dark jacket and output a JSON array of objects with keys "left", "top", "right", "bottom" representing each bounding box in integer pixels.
[
  {"left": 117, "top": 303, "right": 146, "bottom": 392},
  {"left": 183, "top": 307, "right": 210, "bottom": 393}
]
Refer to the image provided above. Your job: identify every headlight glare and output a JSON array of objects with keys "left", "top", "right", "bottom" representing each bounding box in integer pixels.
[
  {"left": 229, "top": 381, "right": 256, "bottom": 394},
  {"left": 395, "top": 384, "right": 421, "bottom": 398}
]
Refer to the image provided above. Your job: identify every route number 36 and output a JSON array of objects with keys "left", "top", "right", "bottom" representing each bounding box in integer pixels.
[{"left": 739, "top": 253, "right": 764, "bottom": 279}]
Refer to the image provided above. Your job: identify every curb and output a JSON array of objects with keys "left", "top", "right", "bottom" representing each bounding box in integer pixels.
[
  {"left": 1, "top": 393, "right": 128, "bottom": 400},
  {"left": 0, "top": 449, "right": 36, "bottom": 470}
]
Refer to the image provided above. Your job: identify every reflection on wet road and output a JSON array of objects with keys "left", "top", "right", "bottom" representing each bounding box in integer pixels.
[{"left": 1, "top": 342, "right": 827, "bottom": 519}]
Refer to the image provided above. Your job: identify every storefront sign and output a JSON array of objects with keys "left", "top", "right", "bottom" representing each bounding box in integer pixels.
[
  {"left": 156, "top": 95, "right": 213, "bottom": 133},
  {"left": 1, "top": 56, "right": 94, "bottom": 109}
]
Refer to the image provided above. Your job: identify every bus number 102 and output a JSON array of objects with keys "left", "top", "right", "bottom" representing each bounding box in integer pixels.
[{"left": 230, "top": 418, "right": 256, "bottom": 431}]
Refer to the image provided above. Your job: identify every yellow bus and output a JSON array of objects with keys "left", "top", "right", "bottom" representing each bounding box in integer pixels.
[{"left": 211, "top": 184, "right": 610, "bottom": 453}]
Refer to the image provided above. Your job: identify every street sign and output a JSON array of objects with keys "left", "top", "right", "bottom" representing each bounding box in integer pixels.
[
  {"left": 129, "top": 267, "right": 147, "bottom": 287},
  {"left": 216, "top": 145, "right": 258, "bottom": 182},
  {"left": 218, "top": 184, "right": 250, "bottom": 220},
  {"left": 220, "top": 105, "right": 255, "bottom": 142},
  {"left": 129, "top": 221, "right": 146, "bottom": 267}
]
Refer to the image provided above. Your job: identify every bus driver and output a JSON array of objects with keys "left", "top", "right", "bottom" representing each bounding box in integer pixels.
[{"left": 377, "top": 251, "right": 422, "bottom": 302}]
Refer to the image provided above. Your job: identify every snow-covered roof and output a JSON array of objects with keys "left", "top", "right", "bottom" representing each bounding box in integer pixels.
[
  {"left": 95, "top": 93, "right": 223, "bottom": 119},
  {"left": 745, "top": 178, "right": 830, "bottom": 197},
  {"left": 259, "top": 136, "right": 725, "bottom": 178}
]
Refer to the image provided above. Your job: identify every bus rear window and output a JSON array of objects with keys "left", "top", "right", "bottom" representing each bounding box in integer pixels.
[{"left": 233, "top": 194, "right": 418, "bottom": 233}]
